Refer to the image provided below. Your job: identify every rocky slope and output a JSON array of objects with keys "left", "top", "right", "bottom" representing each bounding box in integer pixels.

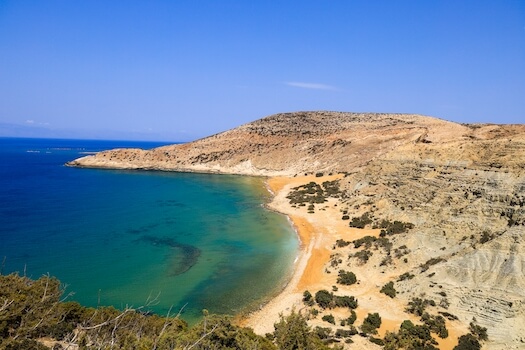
[
  {"left": 329, "top": 124, "right": 525, "bottom": 348},
  {"left": 68, "top": 112, "right": 469, "bottom": 176},
  {"left": 68, "top": 111, "right": 525, "bottom": 348}
]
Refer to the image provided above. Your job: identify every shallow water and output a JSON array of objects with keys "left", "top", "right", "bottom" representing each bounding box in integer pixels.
[{"left": 0, "top": 138, "right": 298, "bottom": 323}]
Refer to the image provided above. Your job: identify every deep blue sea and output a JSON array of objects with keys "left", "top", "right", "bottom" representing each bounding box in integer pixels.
[{"left": 0, "top": 138, "right": 298, "bottom": 323}]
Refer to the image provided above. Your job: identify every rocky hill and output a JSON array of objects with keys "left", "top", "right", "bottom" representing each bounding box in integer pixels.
[
  {"left": 68, "top": 111, "right": 472, "bottom": 175},
  {"left": 68, "top": 111, "right": 525, "bottom": 348}
]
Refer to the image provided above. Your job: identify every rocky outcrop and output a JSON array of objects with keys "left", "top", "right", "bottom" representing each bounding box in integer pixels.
[
  {"left": 68, "top": 112, "right": 468, "bottom": 176},
  {"left": 68, "top": 111, "right": 525, "bottom": 347}
]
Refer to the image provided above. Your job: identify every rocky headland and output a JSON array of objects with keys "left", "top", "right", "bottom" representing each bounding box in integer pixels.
[{"left": 68, "top": 111, "right": 525, "bottom": 349}]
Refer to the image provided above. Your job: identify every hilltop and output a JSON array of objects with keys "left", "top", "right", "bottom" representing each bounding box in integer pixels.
[
  {"left": 67, "top": 111, "right": 473, "bottom": 175},
  {"left": 69, "top": 111, "right": 525, "bottom": 349}
]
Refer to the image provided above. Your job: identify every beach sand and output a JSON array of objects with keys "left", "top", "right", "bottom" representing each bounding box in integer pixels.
[
  {"left": 242, "top": 174, "right": 461, "bottom": 349},
  {"left": 241, "top": 175, "right": 335, "bottom": 334}
]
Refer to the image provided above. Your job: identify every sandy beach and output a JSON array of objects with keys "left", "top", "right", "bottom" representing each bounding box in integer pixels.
[
  {"left": 242, "top": 174, "right": 461, "bottom": 349},
  {"left": 241, "top": 175, "right": 331, "bottom": 334}
]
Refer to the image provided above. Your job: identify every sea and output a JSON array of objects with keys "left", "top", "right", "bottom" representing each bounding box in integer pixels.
[{"left": 0, "top": 137, "right": 298, "bottom": 323}]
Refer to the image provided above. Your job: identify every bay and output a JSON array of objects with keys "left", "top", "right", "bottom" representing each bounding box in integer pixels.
[{"left": 0, "top": 138, "right": 298, "bottom": 323}]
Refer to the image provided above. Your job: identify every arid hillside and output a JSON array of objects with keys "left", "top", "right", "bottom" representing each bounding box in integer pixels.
[
  {"left": 68, "top": 111, "right": 477, "bottom": 175},
  {"left": 69, "top": 111, "right": 525, "bottom": 348}
]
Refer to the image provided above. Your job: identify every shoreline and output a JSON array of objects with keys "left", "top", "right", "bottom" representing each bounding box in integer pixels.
[
  {"left": 241, "top": 174, "right": 336, "bottom": 334},
  {"left": 242, "top": 174, "right": 461, "bottom": 349}
]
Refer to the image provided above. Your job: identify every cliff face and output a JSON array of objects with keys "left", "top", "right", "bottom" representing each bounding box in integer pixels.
[
  {"left": 69, "top": 111, "right": 525, "bottom": 347},
  {"left": 333, "top": 123, "right": 525, "bottom": 347}
]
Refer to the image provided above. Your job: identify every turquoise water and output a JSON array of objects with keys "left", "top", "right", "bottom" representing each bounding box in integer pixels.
[{"left": 0, "top": 138, "right": 298, "bottom": 322}]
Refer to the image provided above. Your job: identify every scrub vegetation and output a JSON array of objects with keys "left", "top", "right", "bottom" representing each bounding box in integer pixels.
[
  {"left": 286, "top": 180, "right": 343, "bottom": 211},
  {"left": 0, "top": 273, "right": 336, "bottom": 350},
  {"left": 0, "top": 272, "right": 489, "bottom": 349}
]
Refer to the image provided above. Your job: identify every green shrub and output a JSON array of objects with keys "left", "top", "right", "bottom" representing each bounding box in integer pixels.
[
  {"left": 380, "top": 281, "right": 397, "bottom": 298},
  {"left": 314, "top": 290, "right": 333, "bottom": 309},
  {"left": 394, "top": 245, "right": 410, "bottom": 258},
  {"left": 369, "top": 336, "right": 384, "bottom": 345},
  {"left": 0, "top": 339, "right": 49, "bottom": 350},
  {"left": 321, "top": 180, "right": 341, "bottom": 196},
  {"left": 286, "top": 180, "right": 342, "bottom": 206},
  {"left": 333, "top": 295, "right": 358, "bottom": 309},
  {"left": 286, "top": 182, "right": 326, "bottom": 205},
  {"left": 314, "top": 327, "right": 332, "bottom": 339},
  {"left": 420, "top": 257, "right": 446, "bottom": 272},
  {"left": 334, "top": 328, "right": 354, "bottom": 338},
  {"left": 480, "top": 231, "right": 495, "bottom": 244},
  {"left": 337, "top": 270, "right": 357, "bottom": 285},
  {"left": 183, "top": 316, "right": 276, "bottom": 350},
  {"left": 375, "top": 237, "right": 393, "bottom": 252},
  {"left": 353, "top": 235, "right": 376, "bottom": 249},
  {"left": 335, "top": 239, "right": 350, "bottom": 247},
  {"left": 421, "top": 312, "right": 448, "bottom": 338},
  {"left": 349, "top": 212, "right": 373, "bottom": 228},
  {"left": 346, "top": 310, "right": 357, "bottom": 325},
  {"left": 353, "top": 250, "right": 373, "bottom": 264},
  {"left": 330, "top": 255, "right": 342, "bottom": 267},
  {"left": 361, "top": 313, "right": 381, "bottom": 335},
  {"left": 303, "top": 290, "right": 314, "bottom": 306},
  {"left": 322, "top": 314, "right": 335, "bottom": 324},
  {"left": 336, "top": 326, "right": 358, "bottom": 339},
  {"left": 383, "top": 320, "right": 438, "bottom": 350},
  {"left": 274, "top": 310, "right": 331, "bottom": 350},
  {"left": 397, "top": 272, "right": 415, "bottom": 281},
  {"left": 406, "top": 297, "right": 436, "bottom": 317},
  {"left": 469, "top": 321, "right": 488, "bottom": 341},
  {"left": 378, "top": 220, "right": 414, "bottom": 236},
  {"left": 454, "top": 334, "right": 481, "bottom": 350}
]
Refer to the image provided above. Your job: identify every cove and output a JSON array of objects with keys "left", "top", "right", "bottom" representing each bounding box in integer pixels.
[{"left": 0, "top": 138, "right": 299, "bottom": 323}]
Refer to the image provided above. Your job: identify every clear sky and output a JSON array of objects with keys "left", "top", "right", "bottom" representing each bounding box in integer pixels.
[{"left": 1, "top": 1, "right": 524, "bottom": 141}]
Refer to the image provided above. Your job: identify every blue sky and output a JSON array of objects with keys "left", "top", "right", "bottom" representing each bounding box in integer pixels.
[{"left": 1, "top": 1, "right": 524, "bottom": 141}]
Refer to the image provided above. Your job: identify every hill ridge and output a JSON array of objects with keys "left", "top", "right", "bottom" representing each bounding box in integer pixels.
[{"left": 68, "top": 111, "right": 481, "bottom": 175}]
